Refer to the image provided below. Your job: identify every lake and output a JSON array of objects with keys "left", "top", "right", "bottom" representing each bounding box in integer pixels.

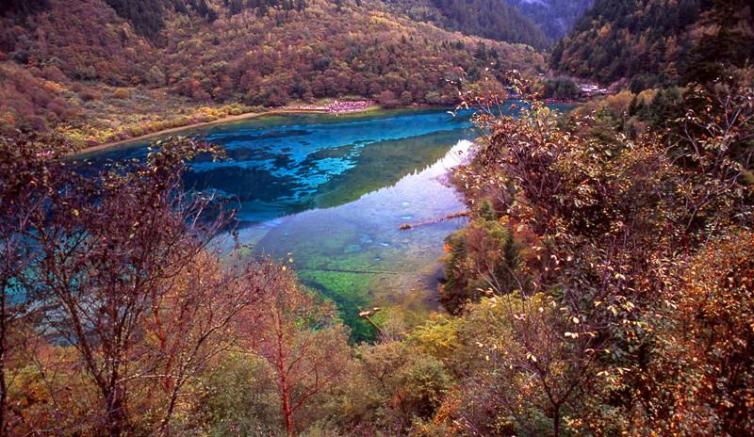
[{"left": 83, "top": 104, "right": 563, "bottom": 341}]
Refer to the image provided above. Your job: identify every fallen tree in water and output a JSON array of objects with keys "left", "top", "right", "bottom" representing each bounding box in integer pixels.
[{"left": 399, "top": 211, "right": 470, "bottom": 230}]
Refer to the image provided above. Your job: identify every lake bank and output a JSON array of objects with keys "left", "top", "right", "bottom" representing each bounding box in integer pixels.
[{"left": 72, "top": 102, "right": 383, "bottom": 157}]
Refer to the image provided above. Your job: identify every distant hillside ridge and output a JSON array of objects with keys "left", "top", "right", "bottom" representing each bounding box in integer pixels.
[
  {"left": 0, "top": 0, "right": 544, "bottom": 144},
  {"left": 383, "top": 0, "right": 548, "bottom": 48},
  {"left": 506, "top": 0, "right": 594, "bottom": 41},
  {"left": 385, "top": 0, "right": 594, "bottom": 48},
  {"left": 550, "top": 0, "right": 754, "bottom": 90}
]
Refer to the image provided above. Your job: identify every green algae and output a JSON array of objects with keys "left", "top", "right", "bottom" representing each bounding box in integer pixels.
[{"left": 298, "top": 269, "right": 378, "bottom": 342}]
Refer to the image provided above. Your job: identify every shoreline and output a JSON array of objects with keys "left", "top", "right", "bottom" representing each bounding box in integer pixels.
[{"left": 73, "top": 104, "right": 382, "bottom": 157}]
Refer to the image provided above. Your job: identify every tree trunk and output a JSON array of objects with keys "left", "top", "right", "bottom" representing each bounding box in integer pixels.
[
  {"left": 0, "top": 290, "right": 6, "bottom": 437},
  {"left": 553, "top": 404, "right": 560, "bottom": 437},
  {"left": 274, "top": 312, "right": 295, "bottom": 437},
  {"left": 281, "top": 384, "right": 294, "bottom": 437},
  {"left": 105, "top": 387, "right": 128, "bottom": 437}
]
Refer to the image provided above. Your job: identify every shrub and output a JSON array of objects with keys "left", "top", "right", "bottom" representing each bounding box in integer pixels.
[{"left": 441, "top": 216, "right": 520, "bottom": 314}]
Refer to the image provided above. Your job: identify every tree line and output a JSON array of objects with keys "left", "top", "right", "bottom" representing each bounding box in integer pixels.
[
  {"left": 0, "top": 0, "right": 543, "bottom": 142},
  {"left": 551, "top": 0, "right": 754, "bottom": 90}
]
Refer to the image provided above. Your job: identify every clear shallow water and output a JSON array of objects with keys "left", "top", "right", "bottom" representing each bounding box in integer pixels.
[
  {"left": 85, "top": 104, "right": 568, "bottom": 341},
  {"left": 229, "top": 138, "right": 474, "bottom": 340},
  {"left": 88, "top": 109, "right": 475, "bottom": 340}
]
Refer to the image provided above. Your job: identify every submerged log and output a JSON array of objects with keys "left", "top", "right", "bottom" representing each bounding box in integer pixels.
[
  {"left": 297, "top": 268, "right": 404, "bottom": 275},
  {"left": 399, "top": 210, "right": 469, "bottom": 230},
  {"left": 358, "top": 307, "right": 383, "bottom": 335}
]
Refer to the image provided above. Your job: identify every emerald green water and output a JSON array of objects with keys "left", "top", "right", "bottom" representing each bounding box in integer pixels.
[{"left": 86, "top": 105, "right": 564, "bottom": 341}]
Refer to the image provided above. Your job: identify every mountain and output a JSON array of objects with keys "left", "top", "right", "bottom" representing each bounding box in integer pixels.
[
  {"left": 426, "top": 0, "right": 549, "bottom": 48},
  {"left": 384, "top": 0, "right": 550, "bottom": 49},
  {"left": 0, "top": 0, "right": 543, "bottom": 144},
  {"left": 550, "top": 0, "right": 754, "bottom": 89},
  {"left": 506, "top": 0, "right": 594, "bottom": 41},
  {"left": 386, "top": 0, "right": 593, "bottom": 48}
]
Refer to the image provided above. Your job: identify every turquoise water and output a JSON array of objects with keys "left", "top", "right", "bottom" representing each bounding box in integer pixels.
[
  {"left": 89, "top": 109, "right": 475, "bottom": 340},
  {"left": 86, "top": 104, "right": 569, "bottom": 341},
  {"left": 89, "top": 109, "right": 473, "bottom": 222}
]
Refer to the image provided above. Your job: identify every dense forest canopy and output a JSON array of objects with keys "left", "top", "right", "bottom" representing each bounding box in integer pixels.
[
  {"left": 0, "top": 0, "right": 50, "bottom": 20},
  {"left": 551, "top": 0, "right": 754, "bottom": 89},
  {"left": 103, "top": 0, "right": 167, "bottom": 39},
  {"left": 0, "top": 0, "right": 543, "bottom": 145},
  {"left": 506, "top": 0, "right": 594, "bottom": 40},
  {"left": 426, "top": 0, "right": 549, "bottom": 49},
  {"left": 385, "top": 0, "right": 594, "bottom": 48}
]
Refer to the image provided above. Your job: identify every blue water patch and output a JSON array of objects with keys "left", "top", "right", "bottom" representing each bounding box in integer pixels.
[{"left": 85, "top": 108, "right": 477, "bottom": 223}]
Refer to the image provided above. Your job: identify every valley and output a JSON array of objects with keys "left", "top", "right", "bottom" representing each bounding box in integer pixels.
[{"left": 1, "top": 0, "right": 753, "bottom": 435}]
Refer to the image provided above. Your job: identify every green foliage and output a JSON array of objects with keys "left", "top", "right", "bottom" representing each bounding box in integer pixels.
[
  {"left": 335, "top": 341, "right": 453, "bottom": 433},
  {"left": 429, "top": 0, "right": 550, "bottom": 48},
  {"left": 628, "top": 87, "right": 684, "bottom": 127},
  {"left": 408, "top": 315, "right": 461, "bottom": 363},
  {"left": 193, "top": 354, "right": 282, "bottom": 435},
  {"left": 445, "top": 294, "right": 583, "bottom": 436},
  {"left": 543, "top": 77, "right": 580, "bottom": 100},
  {"left": 441, "top": 213, "right": 520, "bottom": 314}
]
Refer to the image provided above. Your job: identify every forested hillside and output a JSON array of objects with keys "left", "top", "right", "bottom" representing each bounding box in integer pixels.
[
  {"left": 506, "top": 0, "right": 593, "bottom": 40},
  {"left": 0, "top": 0, "right": 543, "bottom": 145},
  {"left": 551, "top": 0, "right": 754, "bottom": 89},
  {"left": 423, "top": 0, "right": 549, "bottom": 48},
  {"left": 386, "top": 0, "right": 593, "bottom": 48}
]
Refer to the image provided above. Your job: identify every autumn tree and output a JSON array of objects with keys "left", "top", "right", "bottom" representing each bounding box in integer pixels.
[
  {"left": 633, "top": 230, "right": 754, "bottom": 435},
  {"left": 0, "top": 134, "right": 77, "bottom": 435},
  {"left": 424, "top": 293, "right": 599, "bottom": 436},
  {"left": 1, "top": 137, "right": 265, "bottom": 436},
  {"left": 328, "top": 338, "right": 453, "bottom": 435},
  {"left": 238, "top": 264, "right": 351, "bottom": 436},
  {"left": 441, "top": 211, "right": 521, "bottom": 314},
  {"left": 438, "top": 73, "right": 753, "bottom": 434}
]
